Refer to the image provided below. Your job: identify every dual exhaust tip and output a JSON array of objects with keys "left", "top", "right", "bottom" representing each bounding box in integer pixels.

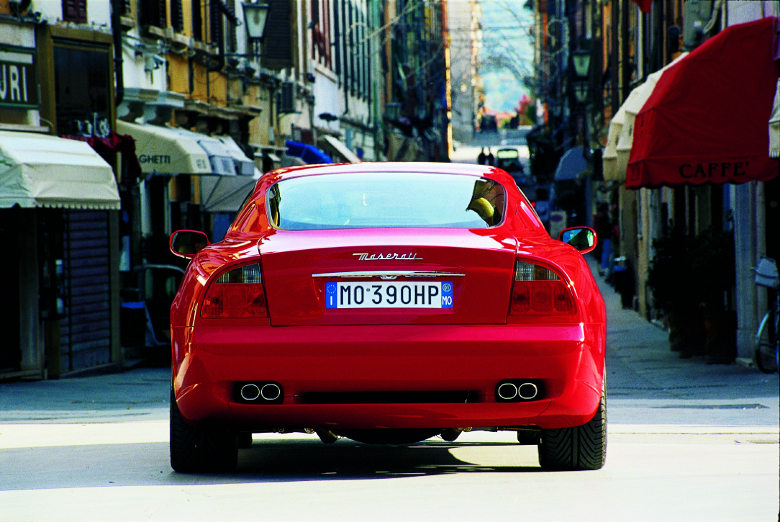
[
  {"left": 237, "top": 382, "right": 283, "bottom": 404},
  {"left": 496, "top": 380, "right": 543, "bottom": 402},
  {"left": 237, "top": 380, "right": 541, "bottom": 404}
]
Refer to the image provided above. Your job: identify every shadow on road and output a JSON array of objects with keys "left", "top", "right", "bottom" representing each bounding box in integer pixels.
[{"left": 0, "top": 438, "right": 543, "bottom": 491}]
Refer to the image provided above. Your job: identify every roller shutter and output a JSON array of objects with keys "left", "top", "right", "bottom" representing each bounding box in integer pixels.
[{"left": 58, "top": 210, "right": 112, "bottom": 372}]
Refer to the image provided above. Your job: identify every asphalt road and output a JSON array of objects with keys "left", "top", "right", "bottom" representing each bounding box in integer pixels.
[{"left": 1, "top": 261, "right": 778, "bottom": 521}]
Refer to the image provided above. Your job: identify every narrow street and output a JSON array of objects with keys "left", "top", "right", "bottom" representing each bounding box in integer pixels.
[{"left": 1, "top": 258, "right": 777, "bottom": 522}]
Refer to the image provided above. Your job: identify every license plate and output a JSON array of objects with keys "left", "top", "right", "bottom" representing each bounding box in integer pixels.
[{"left": 325, "top": 281, "right": 453, "bottom": 309}]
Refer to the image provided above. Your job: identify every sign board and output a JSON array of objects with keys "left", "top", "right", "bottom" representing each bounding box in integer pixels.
[{"left": 0, "top": 48, "right": 38, "bottom": 109}]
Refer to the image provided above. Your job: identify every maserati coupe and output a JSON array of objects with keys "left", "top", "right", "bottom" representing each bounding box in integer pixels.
[{"left": 168, "top": 162, "right": 606, "bottom": 472}]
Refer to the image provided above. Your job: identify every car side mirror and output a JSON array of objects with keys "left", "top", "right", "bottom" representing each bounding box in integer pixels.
[
  {"left": 559, "top": 226, "right": 597, "bottom": 254},
  {"left": 170, "top": 230, "right": 209, "bottom": 259}
]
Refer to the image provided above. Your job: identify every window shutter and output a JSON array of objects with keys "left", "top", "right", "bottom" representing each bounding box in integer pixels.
[
  {"left": 191, "top": 0, "right": 203, "bottom": 41},
  {"left": 139, "top": 0, "right": 166, "bottom": 28},
  {"left": 261, "top": 0, "right": 293, "bottom": 70},
  {"left": 210, "top": 0, "right": 223, "bottom": 44},
  {"left": 171, "top": 0, "right": 184, "bottom": 32}
]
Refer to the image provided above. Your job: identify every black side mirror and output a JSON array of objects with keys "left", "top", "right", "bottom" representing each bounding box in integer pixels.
[
  {"left": 559, "top": 226, "right": 597, "bottom": 254},
  {"left": 169, "top": 230, "right": 209, "bottom": 259}
]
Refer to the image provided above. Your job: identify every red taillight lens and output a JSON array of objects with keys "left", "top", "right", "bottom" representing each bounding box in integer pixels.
[
  {"left": 510, "top": 260, "right": 575, "bottom": 317},
  {"left": 202, "top": 264, "right": 267, "bottom": 318}
]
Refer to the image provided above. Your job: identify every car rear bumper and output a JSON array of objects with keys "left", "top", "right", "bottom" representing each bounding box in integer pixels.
[{"left": 172, "top": 323, "right": 604, "bottom": 431}]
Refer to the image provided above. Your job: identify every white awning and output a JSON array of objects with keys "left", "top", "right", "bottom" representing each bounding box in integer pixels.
[
  {"left": 215, "top": 135, "right": 256, "bottom": 175},
  {"left": 320, "top": 135, "right": 361, "bottom": 163},
  {"left": 117, "top": 121, "right": 232, "bottom": 175},
  {"left": 612, "top": 53, "right": 689, "bottom": 180},
  {"left": 770, "top": 78, "right": 779, "bottom": 158},
  {"left": 0, "top": 131, "right": 120, "bottom": 210},
  {"left": 168, "top": 127, "right": 235, "bottom": 175},
  {"left": 602, "top": 105, "right": 625, "bottom": 182}
]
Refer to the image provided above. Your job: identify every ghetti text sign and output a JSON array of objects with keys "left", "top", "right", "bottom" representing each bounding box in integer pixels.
[{"left": 0, "top": 48, "right": 38, "bottom": 109}]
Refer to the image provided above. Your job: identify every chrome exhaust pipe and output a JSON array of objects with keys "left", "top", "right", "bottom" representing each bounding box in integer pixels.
[
  {"left": 260, "top": 383, "right": 282, "bottom": 402},
  {"left": 517, "top": 382, "right": 539, "bottom": 400},
  {"left": 240, "top": 383, "right": 261, "bottom": 401},
  {"left": 497, "top": 382, "right": 518, "bottom": 400}
]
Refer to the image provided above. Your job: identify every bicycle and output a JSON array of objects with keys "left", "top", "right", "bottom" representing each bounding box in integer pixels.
[{"left": 753, "top": 256, "right": 779, "bottom": 373}]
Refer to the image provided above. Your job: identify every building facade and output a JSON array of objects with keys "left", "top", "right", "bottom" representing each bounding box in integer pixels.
[
  {"left": 0, "top": 0, "right": 451, "bottom": 380},
  {"left": 531, "top": 0, "right": 780, "bottom": 364}
]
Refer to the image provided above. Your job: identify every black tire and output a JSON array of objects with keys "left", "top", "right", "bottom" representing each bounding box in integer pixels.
[
  {"left": 170, "top": 390, "right": 238, "bottom": 473},
  {"left": 538, "top": 388, "right": 607, "bottom": 471},
  {"left": 754, "top": 311, "right": 779, "bottom": 374}
]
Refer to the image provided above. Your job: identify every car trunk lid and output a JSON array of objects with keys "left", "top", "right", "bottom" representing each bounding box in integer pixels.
[{"left": 258, "top": 229, "right": 517, "bottom": 326}]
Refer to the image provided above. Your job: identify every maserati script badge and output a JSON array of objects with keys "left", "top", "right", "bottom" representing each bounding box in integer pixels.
[{"left": 352, "top": 252, "right": 423, "bottom": 261}]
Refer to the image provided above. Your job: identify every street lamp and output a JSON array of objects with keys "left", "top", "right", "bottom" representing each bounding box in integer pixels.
[
  {"left": 571, "top": 49, "right": 591, "bottom": 106},
  {"left": 571, "top": 49, "right": 591, "bottom": 80},
  {"left": 242, "top": 2, "right": 270, "bottom": 41}
]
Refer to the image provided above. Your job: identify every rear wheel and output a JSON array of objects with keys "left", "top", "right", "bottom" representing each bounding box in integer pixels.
[
  {"left": 170, "top": 390, "right": 238, "bottom": 473},
  {"left": 538, "top": 388, "right": 607, "bottom": 471}
]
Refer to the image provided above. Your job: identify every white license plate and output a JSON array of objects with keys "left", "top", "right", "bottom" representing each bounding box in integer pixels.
[{"left": 325, "top": 281, "right": 453, "bottom": 309}]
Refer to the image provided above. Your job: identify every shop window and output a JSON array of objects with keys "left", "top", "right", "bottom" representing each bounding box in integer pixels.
[{"left": 53, "top": 43, "right": 112, "bottom": 137}]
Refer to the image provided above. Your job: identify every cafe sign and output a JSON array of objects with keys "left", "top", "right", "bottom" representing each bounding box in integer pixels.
[{"left": 0, "top": 48, "right": 38, "bottom": 109}]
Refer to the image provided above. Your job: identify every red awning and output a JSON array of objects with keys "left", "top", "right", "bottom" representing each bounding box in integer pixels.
[
  {"left": 626, "top": 17, "right": 780, "bottom": 189},
  {"left": 631, "top": 0, "right": 652, "bottom": 14}
]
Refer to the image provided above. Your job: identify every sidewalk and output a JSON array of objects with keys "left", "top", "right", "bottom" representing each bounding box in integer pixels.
[{"left": 591, "top": 257, "right": 779, "bottom": 426}]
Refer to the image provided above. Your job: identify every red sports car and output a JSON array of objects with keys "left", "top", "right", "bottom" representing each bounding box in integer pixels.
[{"left": 168, "top": 162, "right": 606, "bottom": 472}]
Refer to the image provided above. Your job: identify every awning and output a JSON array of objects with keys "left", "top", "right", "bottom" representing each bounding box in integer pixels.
[
  {"left": 627, "top": 17, "right": 780, "bottom": 189},
  {"left": 614, "top": 53, "right": 688, "bottom": 179},
  {"left": 200, "top": 169, "right": 261, "bottom": 212},
  {"left": 117, "top": 121, "right": 249, "bottom": 176},
  {"left": 319, "top": 135, "right": 361, "bottom": 163},
  {"left": 215, "top": 136, "right": 256, "bottom": 175},
  {"left": 117, "top": 120, "right": 213, "bottom": 175},
  {"left": 554, "top": 146, "right": 588, "bottom": 181},
  {"left": 0, "top": 131, "right": 120, "bottom": 210},
  {"left": 631, "top": 0, "right": 651, "bottom": 13},
  {"left": 164, "top": 127, "right": 234, "bottom": 175},
  {"left": 602, "top": 105, "right": 625, "bottom": 182},
  {"left": 285, "top": 140, "right": 333, "bottom": 164},
  {"left": 770, "top": 78, "right": 780, "bottom": 158}
]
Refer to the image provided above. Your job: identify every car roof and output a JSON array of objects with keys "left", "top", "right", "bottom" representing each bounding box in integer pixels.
[{"left": 265, "top": 161, "right": 501, "bottom": 181}]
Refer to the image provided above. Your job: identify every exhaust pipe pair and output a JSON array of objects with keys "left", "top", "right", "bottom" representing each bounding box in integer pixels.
[
  {"left": 496, "top": 380, "right": 541, "bottom": 401},
  {"left": 238, "top": 382, "right": 283, "bottom": 403}
]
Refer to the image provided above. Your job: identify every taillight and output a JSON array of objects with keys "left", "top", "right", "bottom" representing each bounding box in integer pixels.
[
  {"left": 510, "top": 260, "right": 575, "bottom": 317},
  {"left": 201, "top": 263, "right": 268, "bottom": 318}
]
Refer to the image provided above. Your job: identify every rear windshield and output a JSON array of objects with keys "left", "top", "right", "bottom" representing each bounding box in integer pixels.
[{"left": 267, "top": 172, "right": 505, "bottom": 230}]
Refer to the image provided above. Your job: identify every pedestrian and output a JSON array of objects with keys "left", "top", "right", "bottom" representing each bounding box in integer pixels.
[
  {"left": 486, "top": 148, "right": 495, "bottom": 166},
  {"left": 477, "top": 147, "right": 487, "bottom": 165},
  {"left": 595, "top": 203, "right": 612, "bottom": 276}
]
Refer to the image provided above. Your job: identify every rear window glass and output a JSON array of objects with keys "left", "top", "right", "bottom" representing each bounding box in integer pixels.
[{"left": 267, "top": 172, "right": 505, "bottom": 230}]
